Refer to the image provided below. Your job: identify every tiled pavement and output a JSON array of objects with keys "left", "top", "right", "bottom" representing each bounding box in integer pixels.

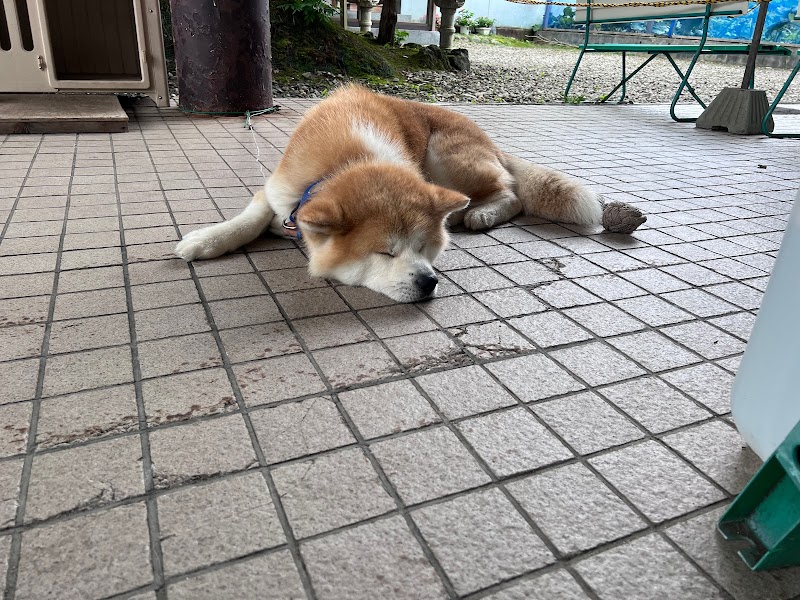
[{"left": 0, "top": 97, "right": 799, "bottom": 600}]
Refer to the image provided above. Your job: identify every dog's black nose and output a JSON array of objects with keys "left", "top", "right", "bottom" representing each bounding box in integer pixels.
[{"left": 415, "top": 273, "right": 438, "bottom": 297}]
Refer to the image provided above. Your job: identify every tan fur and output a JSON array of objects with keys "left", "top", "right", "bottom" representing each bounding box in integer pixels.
[{"left": 175, "top": 85, "right": 609, "bottom": 302}]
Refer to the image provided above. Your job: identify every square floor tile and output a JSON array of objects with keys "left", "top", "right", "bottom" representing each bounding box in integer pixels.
[
  {"left": 134, "top": 304, "right": 210, "bottom": 341},
  {"left": 457, "top": 407, "right": 572, "bottom": 476},
  {"left": 142, "top": 368, "right": 236, "bottom": 426},
  {"left": 199, "top": 273, "right": 268, "bottom": 301},
  {"left": 494, "top": 261, "right": 560, "bottom": 286},
  {"left": 275, "top": 288, "right": 348, "bottom": 319},
  {"left": 487, "top": 354, "right": 585, "bottom": 402},
  {"left": 619, "top": 268, "right": 690, "bottom": 294},
  {"left": 42, "top": 346, "right": 133, "bottom": 397},
  {"left": 251, "top": 397, "right": 355, "bottom": 463},
  {"left": 661, "top": 363, "right": 735, "bottom": 414},
  {"left": 509, "top": 463, "right": 646, "bottom": 554},
  {"left": 339, "top": 380, "right": 439, "bottom": 439},
  {"left": 48, "top": 314, "right": 130, "bottom": 354},
  {"left": 709, "top": 312, "right": 756, "bottom": 341},
  {"left": 445, "top": 266, "right": 514, "bottom": 292},
  {"left": 138, "top": 333, "right": 222, "bottom": 378},
  {"left": 563, "top": 303, "right": 646, "bottom": 337},
  {"left": 219, "top": 322, "right": 301, "bottom": 363},
  {"left": 208, "top": 295, "right": 283, "bottom": 329},
  {"left": 302, "top": 516, "right": 447, "bottom": 600},
  {"left": 416, "top": 365, "right": 517, "bottom": 419},
  {"left": 0, "top": 295, "right": 50, "bottom": 327},
  {"left": 148, "top": 415, "right": 257, "bottom": 487},
  {"left": 661, "top": 321, "right": 746, "bottom": 360},
  {"left": 0, "top": 323, "right": 45, "bottom": 361},
  {"left": 158, "top": 472, "right": 285, "bottom": 575},
  {"left": 384, "top": 331, "right": 469, "bottom": 374},
  {"left": 533, "top": 391, "right": 644, "bottom": 454},
  {"left": 614, "top": 295, "right": 694, "bottom": 327},
  {"left": 234, "top": 353, "right": 326, "bottom": 406},
  {"left": 371, "top": 426, "right": 490, "bottom": 505},
  {"left": 131, "top": 280, "right": 200, "bottom": 311},
  {"left": 575, "top": 533, "right": 725, "bottom": 600},
  {"left": 473, "top": 288, "right": 546, "bottom": 318},
  {"left": 167, "top": 551, "right": 305, "bottom": 600},
  {"left": 36, "top": 385, "right": 139, "bottom": 449},
  {"left": 663, "top": 420, "right": 760, "bottom": 495},
  {"left": 550, "top": 342, "right": 645, "bottom": 386},
  {"left": 419, "top": 295, "right": 494, "bottom": 328},
  {"left": 452, "top": 321, "right": 535, "bottom": 359},
  {"left": 15, "top": 503, "right": 151, "bottom": 600},
  {"left": 294, "top": 312, "right": 373, "bottom": 349},
  {"left": 313, "top": 341, "right": 400, "bottom": 388},
  {"left": 358, "top": 304, "right": 436, "bottom": 339},
  {"left": 531, "top": 280, "right": 602, "bottom": 309},
  {"left": 0, "top": 358, "right": 39, "bottom": 405},
  {"left": 589, "top": 441, "right": 724, "bottom": 523},
  {"left": 53, "top": 288, "right": 127, "bottom": 321},
  {"left": 599, "top": 377, "right": 711, "bottom": 434},
  {"left": 272, "top": 448, "right": 395, "bottom": 538},
  {"left": 660, "top": 289, "right": 739, "bottom": 318},
  {"left": 508, "top": 311, "right": 592, "bottom": 348},
  {"left": 573, "top": 274, "right": 646, "bottom": 302},
  {"left": 0, "top": 458, "right": 22, "bottom": 528},
  {"left": 483, "top": 570, "right": 591, "bottom": 600},
  {"left": 413, "top": 488, "right": 554, "bottom": 595},
  {"left": 25, "top": 436, "right": 143, "bottom": 521},
  {"left": 607, "top": 331, "right": 702, "bottom": 372}
]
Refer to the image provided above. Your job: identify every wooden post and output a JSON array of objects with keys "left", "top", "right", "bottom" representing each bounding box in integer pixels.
[
  {"left": 741, "top": 0, "right": 770, "bottom": 90},
  {"left": 170, "top": 0, "right": 272, "bottom": 112}
]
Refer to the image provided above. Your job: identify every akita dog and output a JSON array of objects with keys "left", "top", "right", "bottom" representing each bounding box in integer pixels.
[{"left": 175, "top": 85, "right": 645, "bottom": 302}]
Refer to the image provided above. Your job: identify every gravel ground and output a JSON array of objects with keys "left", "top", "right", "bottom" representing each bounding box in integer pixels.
[{"left": 265, "top": 35, "right": 800, "bottom": 105}]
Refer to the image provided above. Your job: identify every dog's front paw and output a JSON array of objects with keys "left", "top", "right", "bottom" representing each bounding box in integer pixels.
[
  {"left": 463, "top": 206, "right": 501, "bottom": 230},
  {"left": 175, "top": 228, "right": 225, "bottom": 261}
]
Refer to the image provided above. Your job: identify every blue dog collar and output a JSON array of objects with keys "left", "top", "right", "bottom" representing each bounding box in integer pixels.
[{"left": 283, "top": 180, "right": 322, "bottom": 240}]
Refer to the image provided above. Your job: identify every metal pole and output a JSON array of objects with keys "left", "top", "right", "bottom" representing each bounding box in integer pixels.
[{"left": 741, "top": 1, "right": 770, "bottom": 90}]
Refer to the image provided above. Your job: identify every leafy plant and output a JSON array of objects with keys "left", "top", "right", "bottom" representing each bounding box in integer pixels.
[
  {"left": 275, "top": 0, "right": 335, "bottom": 26},
  {"left": 563, "top": 94, "right": 585, "bottom": 104},
  {"left": 393, "top": 29, "right": 409, "bottom": 46},
  {"left": 475, "top": 16, "right": 496, "bottom": 28},
  {"left": 455, "top": 9, "right": 475, "bottom": 28}
]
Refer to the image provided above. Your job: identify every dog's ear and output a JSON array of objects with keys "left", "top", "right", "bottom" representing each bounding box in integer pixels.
[
  {"left": 297, "top": 200, "right": 346, "bottom": 236},
  {"left": 433, "top": 186, "right": 470, "bottom": 217}
]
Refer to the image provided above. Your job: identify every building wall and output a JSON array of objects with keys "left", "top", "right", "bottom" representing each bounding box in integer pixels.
[{"left": 400, "top": 0, "right": 545, "bottom": 29}]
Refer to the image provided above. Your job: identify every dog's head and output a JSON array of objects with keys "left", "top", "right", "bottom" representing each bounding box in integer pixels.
[{"left": 297, "top": 164, "right": 469, "bottom": 302}]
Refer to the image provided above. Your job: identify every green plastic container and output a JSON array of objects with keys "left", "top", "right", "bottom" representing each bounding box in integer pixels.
[{"left": 718, "top": 420, "right": 800, "bottom": 570}]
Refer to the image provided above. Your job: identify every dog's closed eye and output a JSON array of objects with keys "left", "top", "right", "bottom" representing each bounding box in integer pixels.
[{"left": 378, "top": 251, "right": 395, "bottom": 258}]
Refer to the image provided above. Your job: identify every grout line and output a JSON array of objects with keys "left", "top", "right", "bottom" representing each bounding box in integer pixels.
[
  {"left": 2, "top": 134, "right": 71, "bottom": 600},
  {"left": 110, "top": 133, "right": 168, "bottom": 600}
]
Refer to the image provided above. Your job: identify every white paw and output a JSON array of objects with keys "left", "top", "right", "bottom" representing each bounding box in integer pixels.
[
  {"left": 464, "top": 206, "right": 501, "bottom": 230},
  {"left": 174, "top": 228, "right": 226, "bottom": 261}
]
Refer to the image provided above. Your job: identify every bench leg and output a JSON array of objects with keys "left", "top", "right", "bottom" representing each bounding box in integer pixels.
[
  {"left": 670, "top": 5, "right": 711, "bottom": 123},
  {"left": 664, "top": 54, "right": 707, "bottom": 109},
  {"left": 620, "top": 52, "right": 627, "bottom": 103},
  {"left": 599, "top": 54, "right": 658, "bottom": 104},
  {"left": 762, "top": 57, "right": 800, "bottom": 138},
  {"left": 565, "top": 47, "right": 587, "bottom": 101}
]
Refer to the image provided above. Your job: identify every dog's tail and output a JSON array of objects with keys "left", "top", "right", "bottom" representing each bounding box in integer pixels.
[
  {"left": 500, "top": 153, "right": 646, "bottom": 234},
  {"left": 500, "top": 153, "right": 603, "bottom": 227}
]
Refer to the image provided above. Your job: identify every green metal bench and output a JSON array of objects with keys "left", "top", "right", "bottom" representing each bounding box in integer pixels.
[{"left": 564, "top": 0, "right": 793, "bottom": 123}]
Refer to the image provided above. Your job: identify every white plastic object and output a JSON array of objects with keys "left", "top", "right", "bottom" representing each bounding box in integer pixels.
[{"left": 731, "top": 187, "right": 800, "bottom": 461}]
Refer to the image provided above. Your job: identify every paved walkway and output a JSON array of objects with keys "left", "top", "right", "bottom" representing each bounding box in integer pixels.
[{"left": 1, "top": 98, "right": 799, "bottom": 600}]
